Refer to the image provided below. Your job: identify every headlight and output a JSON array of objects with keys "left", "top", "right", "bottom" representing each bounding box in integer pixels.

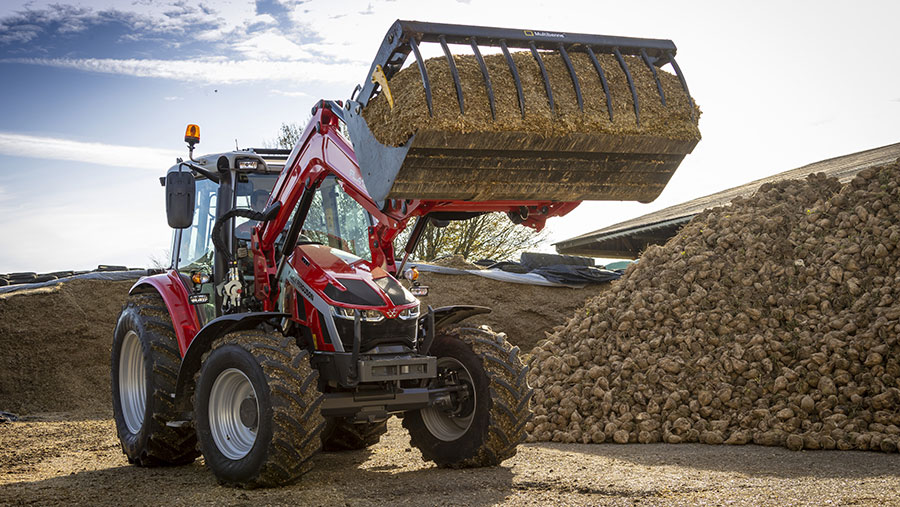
[
  {"left": 331, "top": 306, "right": 384, "bottom": 322},
  {"left": 399, "top": 304, "right": 420, "bottom": 320},
  {"left": 238, "top": 159, "right": 259, "bottom": 170}
]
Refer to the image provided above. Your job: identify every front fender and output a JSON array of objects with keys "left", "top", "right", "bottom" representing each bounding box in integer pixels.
[
  {"left": 432, "top": 305, "right": 492, "bottom": 330},
  {"left": 130, "top": 271, "right": 201, "bottom": 356},
  {"left": 173, "top": 312, "right": 289, "bottom": 411}
]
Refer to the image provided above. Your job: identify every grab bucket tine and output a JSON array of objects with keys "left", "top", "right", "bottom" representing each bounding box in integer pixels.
[
  {"left": 409, "top": 38, "right": 433, "bottom": 117},
  {"left": 500, "top": 40, "right": 526, "bottom": 118},
  {"left": 529, "top": 41, "right": 555, "bottom": 114},
  {"left": 558, "top": 44, "right": 583, "bottom": 112},
  {"left": 439, "top": 35, "right": 465, "bottom": 115},
  {"left": 470, "top": 37, "right": 496, "bottom": 120},
  {"left": 667, "top": 52, "right": 695, "bottom": 121},
  {"left": 585, "top": 46, "right": 613, "bottom": 122},
  {"left": 613, "top": 47, "right": 640, "bottom": 126},
  {"left": 640, "top": 48, "right": 666, "bottom": 106}
]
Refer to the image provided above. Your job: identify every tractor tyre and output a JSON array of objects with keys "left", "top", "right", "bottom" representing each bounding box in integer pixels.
[
  {"left": 111, "top": 292, "right": 200, "bottom": 466},
  {"left": 193, "top": 329, "right": 325, "bottom": 488},
  {"left": 321, "top": 417, "right": 388, "bottom": 451},
  {"left": 403, "top": 325, "right": 533, "bottom": 467}
]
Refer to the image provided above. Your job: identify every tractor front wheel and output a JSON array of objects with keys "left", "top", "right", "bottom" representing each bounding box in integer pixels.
[
  {"left": 193, "top": 330, "right": 325, "bottom": 487},
  {"left": 403, "top": 326, "right": 532, "bottom": 467}
]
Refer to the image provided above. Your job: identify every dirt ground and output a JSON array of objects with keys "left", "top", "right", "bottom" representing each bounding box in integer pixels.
[
  {"left": 2, "top": 416, "right": 898, "bottom": 506},
  {"left": 413, "top": 269, "right": 609, "bottom": 353}
]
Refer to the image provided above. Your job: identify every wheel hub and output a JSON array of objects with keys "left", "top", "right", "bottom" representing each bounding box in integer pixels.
[
  {"left": 118, "top": 330, "right": 147, "bottom": 435},
  {"left": 421, "top": 357, "right": 477, "bottom": 442},
  {"left": 448, "top": 380, "right": 475, "bottom": 418},
  {"left": 239, "top": 397, "right": 258, "bottom": 429},
  {"left": 208, "top": 368, "right": 259, "bottom": 460}
]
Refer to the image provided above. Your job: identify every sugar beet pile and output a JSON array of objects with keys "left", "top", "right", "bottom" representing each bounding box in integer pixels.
[{"left": 528, "top": 162, "right": 900, "bottom": 452}]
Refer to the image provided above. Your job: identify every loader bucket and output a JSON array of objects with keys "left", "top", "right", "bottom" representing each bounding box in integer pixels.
[{"left": 345, "top": 20, "right": 700, "bottom": 206}]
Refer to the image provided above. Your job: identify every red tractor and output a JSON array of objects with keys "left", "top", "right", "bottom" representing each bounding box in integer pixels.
[{"left": 111, "top": 20, "right": 697, "bottom": 487}]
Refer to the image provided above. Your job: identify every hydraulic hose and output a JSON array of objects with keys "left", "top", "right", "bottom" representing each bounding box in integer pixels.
[{"left": 211, "top": 203, "right": 281, "bottom": 265}]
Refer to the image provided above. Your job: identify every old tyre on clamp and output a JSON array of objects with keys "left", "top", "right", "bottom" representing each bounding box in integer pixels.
[
  {"left": 403, "top": 326, "right": 533, "bottom": 467},
  {"left": 193, "top": 329, "right": 325, "bottom": 487},
  {"left": 111, "top": 292, "right": 199, "bottom": 466}
]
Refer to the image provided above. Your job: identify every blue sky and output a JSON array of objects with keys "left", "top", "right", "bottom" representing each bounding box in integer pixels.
[{"left": 1, "top": 0, "right": 898, "bottom": 272}]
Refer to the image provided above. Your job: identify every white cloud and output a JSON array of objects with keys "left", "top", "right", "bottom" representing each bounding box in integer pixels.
[
  {"left": 0, "top": 21, "right": 42, "bottom": 44},
  {"left": 251, "top": 13, "right": 277, "bottom": 26},
  {"left": 163, "top": 95, "right": 183, "bottom": 101},
  {"left": 1, "top": 56, "right": 360, "bottom": 85},
  {"left": 0, "top": 1, "right": 286, "bottom": 55},
  {"left": 268, "top": 89, "right": 310, "bottom": 98},
  {"left": 0, "top": 132, "right": 182, "bottom": 170},
  {"left": 232, "top": 31, "right": 314, "bottom": 61},
  {"left": 1, "top": 1, "right": 257, "bottom": 33}
]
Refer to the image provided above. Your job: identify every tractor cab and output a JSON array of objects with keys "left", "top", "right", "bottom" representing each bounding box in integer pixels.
[{"left": 163, "top": 147, "right": 288, "bottom": 325}]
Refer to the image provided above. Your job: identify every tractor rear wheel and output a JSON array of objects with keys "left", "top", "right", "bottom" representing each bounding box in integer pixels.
[
  {"left": 403, "top": 326, "right": 532, "bottom": 467},
  {"left": 193, "top": 330, "right": 325, "bottom": 487},
  {"left": 321, "top": 417, "right": 388, "bottom": 451},
  {"left": 111, "top": 292, "right": 199, "bottom": 466}
]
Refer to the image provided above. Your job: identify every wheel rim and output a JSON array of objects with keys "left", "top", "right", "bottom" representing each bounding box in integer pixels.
[
  {"left": 119, "top": 330, "right": 147, "bottom": 435},
  {"left": 208, "top": 368, "right": 259, "bottom": 460},
  {"left": 421, "top": 357, "right": 476, "bottom": 442}
]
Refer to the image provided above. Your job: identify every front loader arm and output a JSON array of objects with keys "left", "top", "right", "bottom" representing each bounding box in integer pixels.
[{"left": 250, "top": 102, "right": 411, "bottom": 307}]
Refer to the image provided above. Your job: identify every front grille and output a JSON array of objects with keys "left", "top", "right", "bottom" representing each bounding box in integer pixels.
[{"left": 333, "top": 315, "right": 417, "bottom": 352}]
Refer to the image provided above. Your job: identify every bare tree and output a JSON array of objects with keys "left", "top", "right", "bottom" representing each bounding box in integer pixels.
[
  {"left": 148, "top": 249, "right": 172, "bottom": 270},
  {"left": 399, "top": 214, "right": 546, "bottom": 262},
  {"left": 270, "top": 123, "right": 304, "bottom": 149}
]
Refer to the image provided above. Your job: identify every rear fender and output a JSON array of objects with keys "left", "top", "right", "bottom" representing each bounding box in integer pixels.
[
  {"left": 173, "top": 312, "right": 289, "bottom": 411},
  {"left": 432, "top": 305, "right": 492, "bottom": 331},
  {"left": 130, "top": 271, "right": 201, "bottom": 356}
]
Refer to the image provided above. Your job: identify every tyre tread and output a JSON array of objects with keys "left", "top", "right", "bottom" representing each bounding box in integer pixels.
[
  {"left": 403, "top": 325, "right": 533, "bottom": 468},
  {"left": 114, "top": 292, "right": 199, "bottom": 466},
  {"left": 198, "top": 329, "right": 324, "bottom": 488}
]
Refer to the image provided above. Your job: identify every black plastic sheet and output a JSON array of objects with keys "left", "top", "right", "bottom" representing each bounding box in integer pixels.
[
  {"left": 531, "top": 265, "right": 622, "bottom": 285},
  {"left": 0, "top": 270, "right": 150, "bottom": 295}
]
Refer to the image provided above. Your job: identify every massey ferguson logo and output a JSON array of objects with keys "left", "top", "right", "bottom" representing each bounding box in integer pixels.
[
  {"left": 385, "top": 309, "right": 398, "bottom": 319},
  {"left": 289, "top": 272, "right": 315, "bottom": 300},
  {"left": 524, "top": 30, "right": 565, "bottom": 39}
]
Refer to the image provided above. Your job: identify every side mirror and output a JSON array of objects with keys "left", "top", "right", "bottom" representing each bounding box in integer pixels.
[{"left": 166, "top": 171, "right": 195, "bottom": 229}]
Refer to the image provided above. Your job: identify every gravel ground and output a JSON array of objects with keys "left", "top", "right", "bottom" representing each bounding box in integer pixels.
[{"left": 2, "top": 416, "right": 898, "bottom": 506}]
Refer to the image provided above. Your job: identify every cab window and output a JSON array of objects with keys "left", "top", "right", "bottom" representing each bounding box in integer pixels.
[
  {"left": 176, "top": 177, "right": 217, "bottom": 271},
  {"left": 234, "top": 173, "right": 279, "bottom": 240},
  {"left": 303, "top": 175, "right": 371, "bottom": 259},
  {"left": 175, "top": 177, "right": 217, "bottom": 325}
]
